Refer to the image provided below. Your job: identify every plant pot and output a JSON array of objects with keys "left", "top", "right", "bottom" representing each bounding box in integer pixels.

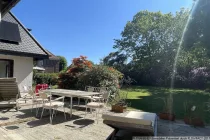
[
  {"left": 184, "top": 117, "right": 204, "bottom": 127},
  {"left": 159, "top": 112, "right": 175, "bottom": 121},
  {"left": 184, "top": 117, "right": 190, "bottom": 125},
  {"left": 111, "top": 105, "right": 125, "bottom": 113}
]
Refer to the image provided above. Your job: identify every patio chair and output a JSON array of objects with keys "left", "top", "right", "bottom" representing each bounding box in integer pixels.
[
  {"left": 0, "top": 78, "right": 20, "bottom": 108},
  {"left": 20, "top": 85, "right": 33, "bottom": 103},
  {"left": 77, "top": 86, "right": 98, "bottom": 106},
  {"left": 16, "top": 89, "right": 47, "bottom": 116},
  {"left": 84, "top": 90, "right": 111, "bottom": 123},
  {"left": 102, "top": 111, "right": 157, "bottom": 139},
  {"left": 39, "top": 92, "right": 66, "bottom": 124}
]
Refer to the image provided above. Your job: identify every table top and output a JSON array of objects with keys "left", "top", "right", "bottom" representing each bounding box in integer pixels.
[{"left": 44, "top": 89, "right": 101, "bottom": 97}]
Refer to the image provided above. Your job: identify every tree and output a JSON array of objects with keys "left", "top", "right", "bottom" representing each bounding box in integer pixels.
[
  {"left": 103, "top": 9, "right": 189, "bottom": 86},
  {"left": 183, "top": 0, "right": 210, "bottom": 54},
  {"left": 57, "top": 56, "right": 67, "bottom": 72},
  {"left": 102, "top": 51, "right": 127, "bottom": 70}
]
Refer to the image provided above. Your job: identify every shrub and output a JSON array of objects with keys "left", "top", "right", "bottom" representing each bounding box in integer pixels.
[
  {"left": 58, "top": 56, "right": 123, "bottom": 91},
  {"left": 77, "top": 65, "right": 123, "bottom": 90},
  {"left": 58, "top": 72, "right": 79, "bottom": 89},
  {"left": 33, "top": 73, "right": 59, "bottom": 85},
  {"left": 188, "top": 67, "right": 210, "bottom": 89},
  {"left": 58, "top": 56, "right": 93, "bottom": 89}
]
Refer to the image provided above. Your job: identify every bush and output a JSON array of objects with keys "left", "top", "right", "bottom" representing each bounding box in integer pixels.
[
  {"left": 188, "top": 67, "right": 210, "bottom": 89},
  {"left": 58, "top": 72, "right": 79, "bottom": 89},
  {"left": 33, "top": 73, "right": 59, "bottom": 85},
  {"left": 58, "top": 56, "right": 123, "bottom": 91},
  {"left": 58, "top": 56, "right": 93, "bottom": 89},
  {"left": 77, "top": 65, "right": 123, "bottom": 90}
]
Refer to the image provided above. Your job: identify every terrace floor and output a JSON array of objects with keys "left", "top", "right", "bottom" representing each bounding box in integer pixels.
[{"left": 0, "top": 103, "right": 209, "bottom": 140}]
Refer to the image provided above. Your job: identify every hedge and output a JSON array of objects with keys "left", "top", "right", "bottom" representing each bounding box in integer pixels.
[{"left": 33, "top": 73, "right": 59, "bottom": 85}]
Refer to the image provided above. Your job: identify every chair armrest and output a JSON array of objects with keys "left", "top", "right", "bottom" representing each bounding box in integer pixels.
[
  {"left": 47, "top": 94, "right": 52, "bottom": 98},
  {"left": 53, "top": 96, "right": 65, "bottom": 101}
]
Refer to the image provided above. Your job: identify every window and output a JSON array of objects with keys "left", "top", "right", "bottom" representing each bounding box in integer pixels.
[
  {"left": 37, "top": 60, "right": 43, "bottom": 67},
  {"left": 0, "top": 59, "right": 13, "bottom": 78}
]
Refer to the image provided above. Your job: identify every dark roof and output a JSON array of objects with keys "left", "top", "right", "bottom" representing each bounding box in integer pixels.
[
  {"left": 0, "top": 12, "right": 48, "bottom": 59},
  {"left": 1, "top": 0, "right": 20, "bottom": 17},
  {"left": 46, "top": 50, "right": 60, "bottom": 61}
]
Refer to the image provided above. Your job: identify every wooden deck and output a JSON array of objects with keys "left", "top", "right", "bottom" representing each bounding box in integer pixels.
[
  {"left": 0, "top": 104, "right": 113, "bottom": 140},
  {"left": 0, "top": 101, "right": 209, "bottom": 139}
]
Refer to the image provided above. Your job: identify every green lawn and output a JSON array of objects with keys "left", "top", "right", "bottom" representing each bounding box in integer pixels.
[{"left": 122, "top": 86, "right": 210, "bottom": 123}]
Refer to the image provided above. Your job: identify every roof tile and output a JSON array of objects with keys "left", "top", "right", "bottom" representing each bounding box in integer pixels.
[{"left": 0, "top": 12, "right": 48, "bottom": 57}]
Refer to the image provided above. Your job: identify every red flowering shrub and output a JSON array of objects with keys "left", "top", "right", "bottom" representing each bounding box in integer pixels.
[
  {"left": 58, "top": 55, "right": 123, "bottom": 90},
  {"left": 58, "top": 56, "right": 93, "bottom": 89}
]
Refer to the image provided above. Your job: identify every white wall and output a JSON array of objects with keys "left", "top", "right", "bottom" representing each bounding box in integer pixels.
[{"left": 0, "top": 54, "right": 33, "bottom": 92}]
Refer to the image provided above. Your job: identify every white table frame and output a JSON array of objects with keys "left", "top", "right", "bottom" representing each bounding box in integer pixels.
[{"left": 45, "top": 89, "right": 101, "bottom": 117}]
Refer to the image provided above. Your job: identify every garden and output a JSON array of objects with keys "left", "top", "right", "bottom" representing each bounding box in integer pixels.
[{"left": 33, "top": 0, "right": 210, "bottom": 126}]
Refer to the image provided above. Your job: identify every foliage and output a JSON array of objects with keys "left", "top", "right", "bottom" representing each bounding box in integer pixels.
[
  {"left": 183, "top": 101, "right": 194, "bottom": 118},
  {"left": 102, "top": 5, "right": 210, "bottom": 89},
  {"left": 58, "top": 55, "right": 92, "bottom": 89},
  {"left": 33, "top": 73, "right": 59, "bottom": 85},
  {"left": 77, "top": 65, "right": 123, "bottom": 90},
  {"left": 183, "top": 0, "right": 210, "bottom": 55},
  {"left": 183, "top": 101, "right": 205, "bottom": 122},
  {"left": 188, "top": 67, "right": 210, "bottom": 89},
  {"left": 58, "top": 56, "right": 122, "bottom": 90},
  {"left": 58, "top": 72, "right": 79, "bottom": 89},
  {"left": 156, "top": 96, "right": 173, "bottom": 113},
  {"left": 109, "top": 90, "right": 129, "bottom": 107},
  {"left": 57, "top": 56, "right": 67, "bottom": 72},
  {"left": 204, "top": 99, "right": 210, "bottom": 112}
]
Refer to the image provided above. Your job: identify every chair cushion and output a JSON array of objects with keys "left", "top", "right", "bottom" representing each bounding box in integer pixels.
[
  {"left": 102, "top": 111, "right": 156, "bottom": 126},
  {"left": 92, "top": 96, "right": 102, "bottom": 99},
  {"left": 82, "top": 96, "right": 92, "bottom": 99},
  {"left": 81, "top": 96, "right": 102, "bottom": 100},
  {"left": 86, "top": 102, "right": 104, "bottom": 108}
]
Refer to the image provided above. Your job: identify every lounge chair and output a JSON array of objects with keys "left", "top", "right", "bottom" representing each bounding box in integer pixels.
[
  {"left": 102, "top": 111, "right": 157, "bottom": 139},
  {"left": 0, "top": 78, "right": 20, "bottom": 108}
]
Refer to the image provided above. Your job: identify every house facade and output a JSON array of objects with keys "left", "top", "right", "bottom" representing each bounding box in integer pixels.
[{"left": 0, "top": 0, "right": 49, "bottom": 92}]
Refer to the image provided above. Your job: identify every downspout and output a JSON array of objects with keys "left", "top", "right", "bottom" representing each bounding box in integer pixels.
[{"left": 0, "top": 1, "right": 1, "bottom": 21}]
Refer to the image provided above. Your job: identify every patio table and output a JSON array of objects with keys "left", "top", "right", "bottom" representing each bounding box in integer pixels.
[{"left": 44, "top": 89, "right": 101, "bottom": 117}]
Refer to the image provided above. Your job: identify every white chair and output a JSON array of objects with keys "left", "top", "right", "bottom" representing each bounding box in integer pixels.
[
  {"left": 18, "top": 85, "right": 32, "bottom": 103},
  {"left": 84, "top": 86, "right": 104, "bottom": 101},
  {"left": 77, "top": 86, "right": 96, "bottom": 106},
  {"left": 39, "top": 92, "right": 66, "bottom": 124},
  {"left": 29, "top": 90, "right": 48, "bottom": 116},
  {"left": 16, "top": 89, "right": 44, "bottom": 116},
  {"left": 85, "top": 90, "right": 111, "bottom": 123}
]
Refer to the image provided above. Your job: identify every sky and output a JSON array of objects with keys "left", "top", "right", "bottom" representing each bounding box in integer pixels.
[{"left": 12, "top": 0, "right": 192, "bottom": 65}]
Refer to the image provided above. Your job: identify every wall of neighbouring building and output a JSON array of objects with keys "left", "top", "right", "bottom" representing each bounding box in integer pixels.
[
  {"left": 37, "top": 59, "right": 60, "bottom": 73},
  {"left": 0, "top": 54, "right": 33, "bottom": 92}
]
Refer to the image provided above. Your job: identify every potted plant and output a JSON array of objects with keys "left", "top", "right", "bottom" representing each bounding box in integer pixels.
[
  {"left": 183, "top": 101, "right": 204, "bottom": 127},
  {"left": 156, "top": 96, "right": 175, "bottom": 121},
  {"left": 109, "top": 91, "right": 129, "bottom": 113}
]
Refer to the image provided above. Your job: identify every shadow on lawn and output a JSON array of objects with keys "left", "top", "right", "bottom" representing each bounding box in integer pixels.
[{"left": 125, "top": 86, "right": 210, "bottom": 123}]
